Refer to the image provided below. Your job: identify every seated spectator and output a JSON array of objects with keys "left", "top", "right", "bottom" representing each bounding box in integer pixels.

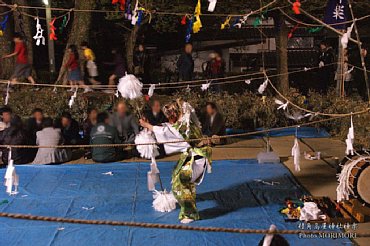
[
  {"left": 144, "top": 99, "right": 167, "bottom": 126},
  {"left": 90, "top": 112, "right": 124, "bottom": 163},
  {"left": 0, "top": 106, "right": 13, "bottom": 131},
  {"left": 60, "top": 112, "right": 81, "bottom": 145},
  {"left": 82, "top": 108, "right": 98, "bottom": 159},
  {"left": 202, "top": 102, "right": 226, "bottom": 144},
  {"left": 26, "top": 108, "right": 44, "bottom": 143},
  {"left": 0, "top": 115, "right": 33, "bottom": 166},
  {"left": 26, "top": 108, "right": 45, "bottom": 159},
  {"left": 110, "top": 101, "right": 139, "bottom": 144},
  {"left": 32, "top": 118, "right": 72, "bottom": 165}
]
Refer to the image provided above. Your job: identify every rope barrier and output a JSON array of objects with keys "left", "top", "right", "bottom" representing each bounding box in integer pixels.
[
  {"left": 0, "top": 111, "right": 367, "bottom": 149},
  {"left": 0, "top": 62, "right": 340, "bottom": 90},
  {"left": 0, "top": 212, "right": 368, "bottom": 237},
  {"left": 265, "top": 71, "right": 369, "bottom": 117}
]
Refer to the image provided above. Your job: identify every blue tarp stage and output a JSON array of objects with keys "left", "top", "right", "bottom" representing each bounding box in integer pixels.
[
  {"left": 226, "top": 127, "right": 330, "bottom": 138},
  {"left": 0, "top": 160, "right": 349, "bottom": 245}
]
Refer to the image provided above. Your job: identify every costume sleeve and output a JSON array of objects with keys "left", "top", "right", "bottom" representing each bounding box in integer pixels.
[{"left": 152, "top": 124, "right": 190, "bottom": 155}]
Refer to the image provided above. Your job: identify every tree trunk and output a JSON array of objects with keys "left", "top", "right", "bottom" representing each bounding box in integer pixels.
[
  {"left": 125, "top": 25, "right": 140, "bottom": 74},
  {"left": 57, "top": 0, "right": 95, "bottom": 84},
  {"left": 274, "top": 14, "right": 289, "bottom": 93},
  {"left": 0, "top": 1, "right": 14, "bottom": 79}
]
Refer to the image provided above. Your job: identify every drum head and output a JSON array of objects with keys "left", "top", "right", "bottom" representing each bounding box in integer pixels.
[{"left": 355, "top": 162, "right": 370, "bottom": 207}]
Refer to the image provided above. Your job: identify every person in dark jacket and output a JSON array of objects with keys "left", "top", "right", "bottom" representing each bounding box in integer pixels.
[
  {"left": 26, "top": 108, "right": 44, "bottom": 144},
  {"left": 59, "top": 112, "right": 81, "bottom": 145},
  {"left": 202, "top": 102, "right": 226, "bottom": 145},
  {"left": 350, "top": 46, "right": 369, "bottom": 101},
  {"left": 109, "top": 101, "right": 139, "bottom": 144},
  {"left": 26, "top": 108, "right": 44, "bottom": 159},
  {"left": 0, "top": 115, "right": 33, "bottom": 165},
  {"left": 144, "top": 99, "right": 167, "bottom": 126},
  {"left": 105, "top": 48, "right": 127, "bottom": 92},
  {"left": 317, "top": 41, "right": 335, "bottom": 93},
  {"left": 90, "top": 112, "right": 124, "bottom": 163},
  {"left": 133, "top": 44, "right": 148, "bottom": 81},
  {"left": 82, "top": 108, "right": 97, "bottom": 159},
  {"left": 177, "top": 43, "right": 194, "bottom": 81}
]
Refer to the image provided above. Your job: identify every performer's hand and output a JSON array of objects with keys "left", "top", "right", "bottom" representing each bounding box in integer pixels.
[{"left": 139, "top": 119, "right": 152, "bottom": 130}]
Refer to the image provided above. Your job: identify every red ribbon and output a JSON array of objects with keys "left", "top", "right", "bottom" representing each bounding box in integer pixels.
[
  {"left": 112, "top": 0, "right": 126, "bottom": 11},
  {"left": 288, "top": 24, "right": 299, "bottom": 39},
  {"left": 49, "top": 17, "right": 57, "bottom": 41},
  {"left": 181, "top": 15, "right": 187, "bottom": 25},
  {"left": 292, "top": 0, "right": 301, "bottom": 15}
]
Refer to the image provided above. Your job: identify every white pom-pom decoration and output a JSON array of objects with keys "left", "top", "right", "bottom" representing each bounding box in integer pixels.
[{"left": 117, "top": 73, "right": 143, "bottom": 100}]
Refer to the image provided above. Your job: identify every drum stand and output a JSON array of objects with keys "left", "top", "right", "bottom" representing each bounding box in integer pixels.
[{"left": 341, "top": 199, "right": 370, "bottom": 223}]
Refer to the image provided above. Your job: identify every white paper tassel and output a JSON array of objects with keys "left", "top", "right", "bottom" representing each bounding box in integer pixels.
[
  {"left": 336, "top": 156, "right": 370, "bottom": 202},
  {"left": 135, "top": 129, "right": 159, "bottom": 159},
  {"left": 148, "top": 84, "right": 156, "bottom": 97},
  {"left": 68, "top": 89, "right": 77, "bottom": 108},
  {"left": 275, "top": 99, "right": 289, "bottom": 111},
  {"left": 291, "top": 137, "right": 301, "bottom": 172},
  {"left": 345, "top": 115, "right": 354, "bottom": 155},
  {"left": 179, "top": 102, "right": 201, "bottom": 136},
  {"left": 234, "top": 13, "right": 251, "bottom": 28},
  {"left": 131, "top": 0, "right": 139, "bottom": 25},
  {"left": 207, "top": 0, "right": 217, "bottom": 12},
  {"left": 341, "top": 23, "right": 355, "bottom": 49},
  {"left": 285, "top": 111, "right": 312, "bottom": 121},
  {"left": 33, "top": 17, "right": 45, "bottom": 46},
  {"left": 245, "top": 79, "right": 251, "bottom": 85},
  {"left": 201, "top": 82, "right": 211, "bottom": 91},
  {"left": 4, "top": 149, "right": 19, "bottom": 195},
  {"left": 258, "top": 78, "right": 269, "bottom": 94},
  {"left": 4, "top": 81, "right": 10, "bottom": 105},
  {"left": 262, "top": 224, "right": 277, "bottom": 246},
  {"left": 152, "top": 189, "right": 177, "bottom": 212},
  {"left": 117, "top": 73, "right": 143, "bottom": 100},
  {"left": 147, "top": 158, "right": 160, "bottom": 191}
]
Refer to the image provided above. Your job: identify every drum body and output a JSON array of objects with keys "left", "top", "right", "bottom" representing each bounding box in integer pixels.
[{"left": 340, "top": 155, "right": 370, "bottom": 207}]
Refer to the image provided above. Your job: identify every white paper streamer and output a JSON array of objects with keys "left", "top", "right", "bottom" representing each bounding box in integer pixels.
[
  {"left": 275, "top": 99, "right": 289, "bottom": 111},
  {"left": 68, "top": 89, "right": 77, "bottom": 108},
  {"left": 341, "top": 22, "right": 355, "bottom": 49},
  {"left": 345, "top": 115, "right": 354, "bottom": 155},
  {"left": 207, "top": 0, "right": 217, "bottom": 12},
  {"left": 4, "top": 81, "right": 10, "bottom": 105},
  {"left": 33, "top": 17, "right": 45, "bottom": 46},
  {"left": 4, "top": 149, "right": 19, "bottom": 195},
  {"left": 201, "top": 82, "right": 211, "bottom": 91},
  {"left": 258, "top": 78, "right": 269, "bottom": 94},
  {"left": 291, "top": 137, "right": 301, "bottom": 172},
  {"left": 131, "top": 0, "right": 139, "bottom": 25},
  {"left": 148, "top": 84, "right": 155, "bottom": 97}
]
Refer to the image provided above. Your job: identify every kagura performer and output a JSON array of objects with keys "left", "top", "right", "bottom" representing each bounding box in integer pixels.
[{"left": 139, "top": 100, "right": 212, "bottom": 224}]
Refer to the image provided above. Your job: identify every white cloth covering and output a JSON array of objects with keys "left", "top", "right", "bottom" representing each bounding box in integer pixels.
[
  {"left": 152, "top": 123, "right": 190, "bottom": 155},
  {"left": 299, "top": 202, "right": 326, "bottom": 222}
]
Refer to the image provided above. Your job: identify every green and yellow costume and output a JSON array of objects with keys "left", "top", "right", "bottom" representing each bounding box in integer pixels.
[{"left": 171, "top": 122, "right": 212, "bottom": 221}]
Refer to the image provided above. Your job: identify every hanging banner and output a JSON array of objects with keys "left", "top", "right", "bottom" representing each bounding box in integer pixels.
[{"left": 323, "top": 0, "right": 349, "bottom": 30}]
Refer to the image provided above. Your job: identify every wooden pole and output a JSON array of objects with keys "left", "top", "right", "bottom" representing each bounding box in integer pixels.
[{"left": 347, "top": 0, "right": 370, "bottom": 103}]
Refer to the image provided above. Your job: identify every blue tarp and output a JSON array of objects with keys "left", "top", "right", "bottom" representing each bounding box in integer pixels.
[
  {"left": 226, "top": 127, "right": 330, "bottom": 138},
  {"left": 0, "top": 160, "right": 349, "bottom": 246}
]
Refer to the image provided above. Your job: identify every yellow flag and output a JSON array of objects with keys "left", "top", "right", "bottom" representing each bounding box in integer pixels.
[{"left": 193, "top": 0, "right": 202, "bottom": 33}]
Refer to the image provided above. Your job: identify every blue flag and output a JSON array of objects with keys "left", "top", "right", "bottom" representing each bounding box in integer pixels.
[{"left": 324, "top": 0, "right": 349, "bottom": 30}]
